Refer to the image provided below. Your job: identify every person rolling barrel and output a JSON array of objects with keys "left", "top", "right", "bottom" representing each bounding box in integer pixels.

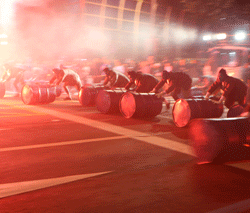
[
  {"left": 151, "top": 70, "right": 192, "bottom": 101},
  {"left": 49, "top": 68, "right": 82, "bottom": 100},
  {"left": 1, "top": 63, "right": 26, "bottom": 97},
  {"left": 124, "top": 71, "right": 159, "bottom": 93},
  {"left": 205, "top": 68, "right": 247, "bottom": 109},
  {"left": 102, "top": 67, "right": 129, "bottom": 89}
]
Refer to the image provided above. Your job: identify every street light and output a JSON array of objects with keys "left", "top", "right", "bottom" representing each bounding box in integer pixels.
[
  {"left": 203, "top": 35, "right": 212, "bottom": 41},
  {"left": 235, "top": 31, "right": 247, "bottom": 41}
]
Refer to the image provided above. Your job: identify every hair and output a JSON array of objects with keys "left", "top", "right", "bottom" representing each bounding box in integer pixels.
[
  {"left": 128, "top": 70, "right": 137, "bottom": 78},
  {"left": 162, "top": 70, "right": 170, "bottom": 80},
  {"left": 218, "top": 68, "right": 227, "bottom": 76},
  {"left": 52, "top": 68, "right": 62, "bottom": 74}
]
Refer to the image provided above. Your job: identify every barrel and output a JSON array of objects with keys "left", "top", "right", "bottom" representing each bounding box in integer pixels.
[
  {"left": 0, "top": 82, "right": 5, "bottom": 98},
  {"left": 190, "top": 87, "right": 204, "bottom": 97},
  {"left": 78, "top": 84, "right": 104, "bottom": 106},
  {"left": 189, "top": 117, "right": 250, "bottom": 164},
  {"left": 119, "top": 92, "right": 163, "bottom": 118},
  {"left": 96, "top": 89, "right": 126, "bottom": 114},
  {"left": 25, "top": 80, "right": 62, "bottom": 97},
  {"left": 21, "top": 84, "right": 56, "bottom": 105},
  {"left": 227, "top": 104, "right": 244, "bottom": 118},
  {"left": 172, "top": 99, "right": 223, "bottom": 127}
]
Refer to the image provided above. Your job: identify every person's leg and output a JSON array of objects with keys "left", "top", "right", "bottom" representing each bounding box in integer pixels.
[
  {"left": 63, "top": 83, "right": 72, "bottom": 100},
  {"left": 224, "top": 96, "right": 235, "bottom": 109},
  {"left": 172, "top": 88, "right": 181, "bottom": 100}
]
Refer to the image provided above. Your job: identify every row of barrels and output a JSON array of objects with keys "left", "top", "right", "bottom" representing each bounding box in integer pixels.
[
  {"left": 79, "top": 85, "right": 246, "bottom": 127},
  {"left": 79, "top": 85, "right": 163, "bottom": 119},
  {"left": 3, "top": 82, "right": 249, "bottom": 164}
]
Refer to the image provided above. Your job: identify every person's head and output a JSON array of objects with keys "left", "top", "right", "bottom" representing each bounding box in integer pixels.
[
  {"left": 136, "top": 71, "right": 143, "bottom": 80},
  {"left": 52, "top": 68, "right": 63, "bottom": 75},
  {"left": 128, "top": 70, "right": 137, "bottom": 80},
  {"left": 162, "top": 70, "right": 170, "bottom": 80},
  {"left": 217, "top": 68, "right": 228, "bottom": 81},
  {"left": 103, "top": 67, "right": 111, "bottom": 75}
]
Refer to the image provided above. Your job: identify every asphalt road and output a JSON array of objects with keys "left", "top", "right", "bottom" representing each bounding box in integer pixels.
[{"left": 0, "top": 93, "right": 250, "bottom": 213}]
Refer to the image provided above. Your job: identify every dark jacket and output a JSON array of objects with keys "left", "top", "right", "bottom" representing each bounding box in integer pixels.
[
  {"left": 125, "top": 73, "right": 159, "bottom": 93},
  {"left": 103, "top": 71, "right": 129, "bottom": 87},
  {"left": 154, "top": 72, "right": 192, "bottom": 93},
  {"left": 208, "top": 76, "right": 247, "bottom": 98}
]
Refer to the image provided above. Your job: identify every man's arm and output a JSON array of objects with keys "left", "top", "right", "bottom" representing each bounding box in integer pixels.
[
  {"left": 125, "top": 80, "right": 135, "bottom": 90},
  {"left": 109, "top": 73, "right": 117, "bottom": 87},
  {"left": 151, "top": 79, "right": 165, "bottom": 93},
  {"left": 103, "top": 76, "right": 109, "bottom": 86}
]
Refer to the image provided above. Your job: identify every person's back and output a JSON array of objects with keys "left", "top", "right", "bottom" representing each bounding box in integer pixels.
[
  {"left": 206, "top": 68, "right": 247, "bottom": 108},
  {"left": 62, "top": 69, "right": 81, "bottom": 82},
  {"left": 136, "top": 73, "right": 159, "bottom": 93},
  {"left": 169, "top": 72, "right": 192, "bottom": 90},
  {"left": 111, "top": 71, "right": 129, "bottom": 87}
]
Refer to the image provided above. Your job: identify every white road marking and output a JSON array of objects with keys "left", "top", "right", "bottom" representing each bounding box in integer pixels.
[
  {"left": 208, "top": 198, "right": 250, "bottom": 213},
  {"left": 0, "top": 136, "right": 128, "bottom": 152},
  {"left": 0, "top": 171, "right": 111, "bottom": 199},
  {"left": 227, "top": 162, "right": 250, "bottom": 172},
  {"left": 19, "top": 105, "right": 195, "bottom": 157}
]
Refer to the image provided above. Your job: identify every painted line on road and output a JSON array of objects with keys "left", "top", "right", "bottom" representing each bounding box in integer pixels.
[
  {"left": 226, "top": 162, "right": 250, "bottom": 172},
  {"left": 0, "top": 113, "right": 46, "bottom": 118},
  {"left": 0, "top": 136, "right": 128, "bottom": 152},
  {"left": 15, "top": 104, "right": 195, "bottom": 157},
  {"left": 0, "top": 171, "right": 111, "bottom": 199},
  {"left": 208, "top": 198, "right": 250, "bottom": 213}
]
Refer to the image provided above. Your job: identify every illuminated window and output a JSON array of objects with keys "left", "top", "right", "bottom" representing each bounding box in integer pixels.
[
  {"left": 85, "top": 16, "right": 100, "bottom": 26},
  {"left": 124, "top": 1, "right": 137, "bottom": 10},
  {"left": 107, "top": 0, "right": 119, "bottom": 7},
  {"left": 104, "top": 18, "right": 117, "bottom": 29},
  {"left": 105, "top": 7, "right": 118, "bottom": 18},
  {"left": 140, "top": 13, "right": 150, "bottom": 22},
  {"left": 84, "top": 3, "right": 101, "bottom": 15},
  {"left": 122, "top": 21, "right": 134, "bottom": 31},
  {"left": 123, "top": 10, "right": 135, "bottom": 21},
  {"left": 86, "top": 0, "right": 102, "bottom": 3},
  {"left": 141, "top": 2, "right": 151, "bottom": 13}
]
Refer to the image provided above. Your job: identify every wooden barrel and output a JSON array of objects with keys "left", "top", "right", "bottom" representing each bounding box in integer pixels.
[
  {"left": 172, "top": 99, "right": 223, "bottom": 127},
  {"left": 0, "top": 82, "right": 5, "bottom": 98},
  {"left": 119, "top": 92, "right": 163, "bottom": 118},
  {"left": 21, "top": 84, "right": 56, "bottom": 105},
  {"left": 189, "top": 117, "right": 250, "bottom": 164},
  {"left": 227, "top": 104, "right": 244, "bottom": 118},
  {"left": 96, "top": 89, "right": 126, "bottom": 114},
  {"left": 78, "top": 84, "right": 104, "bottom": 106}
]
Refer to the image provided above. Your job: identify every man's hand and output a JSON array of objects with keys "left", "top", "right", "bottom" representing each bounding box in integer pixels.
[
  {"left": 204, "top": 92, "right": 210, "bottom": 100},
  {"left": 156, "top": 91, "right": 164, "bottom": 98},
  {"left": 210, "top": 100, "right": 220, "bottom": 104}
]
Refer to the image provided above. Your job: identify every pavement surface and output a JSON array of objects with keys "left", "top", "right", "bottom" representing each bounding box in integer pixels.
[{"left": 0, "top": 91, "right": 250, "bottom": 213}]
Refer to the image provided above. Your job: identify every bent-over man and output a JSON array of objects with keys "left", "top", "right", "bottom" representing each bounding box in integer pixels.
[
  {"left": 125, "top": 71, "right": 159, "bottom": 93},
  {"left": 152, "top": 70, "right": 192, "bottom": 100},
  {"left": 103, "top": 67, "right": 129, "bottom": 88},
  {"left": 50, "top": 68, "right": 82, "bottom": 100},
  {"left": 205, "top": 68, "right": 247, "bottom": 109}
]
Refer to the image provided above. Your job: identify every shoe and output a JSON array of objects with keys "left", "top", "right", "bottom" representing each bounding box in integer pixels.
[{"left": 64, "top": 97, "right": 72, "bottom": 100}]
